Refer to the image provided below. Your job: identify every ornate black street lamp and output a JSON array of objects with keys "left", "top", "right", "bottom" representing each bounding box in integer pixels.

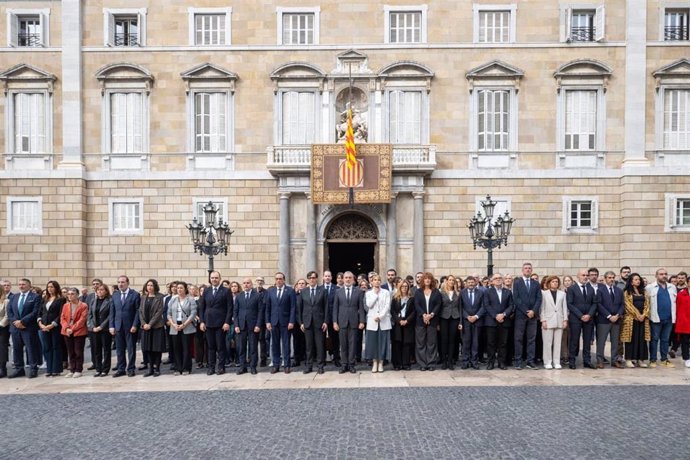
[
  {"left": 468, "top": 195, "right": 515, "bottom": 277},
  {"left": 187, "top": 201, "right": 233, "bottom": 281}
]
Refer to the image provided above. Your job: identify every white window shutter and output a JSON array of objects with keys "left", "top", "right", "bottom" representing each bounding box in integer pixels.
[
  {"left": 40, "top": 11, "right": 48, "bottom": 46},
  {"left": 563, "top": 7, "right": 572, "bottom": 42},
  {"left": 592, "top": 200, "right": 599, "bottom": 230},
  {"left": 103, "top": 11, "right": 112, "bottom": 46},
  {"left": 8, "top": 13, "right": 18, "bottom": 47},
  {"left": 595, "top": 5, "right": 605, "bottom": 41},
  {"left": 138, "top": 10, "right": 146, "bottom": 46}
]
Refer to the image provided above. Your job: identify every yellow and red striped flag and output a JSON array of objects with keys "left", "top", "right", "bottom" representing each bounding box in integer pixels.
[{"left": 345, "top": 108, "right": 357, "bottom": 169}]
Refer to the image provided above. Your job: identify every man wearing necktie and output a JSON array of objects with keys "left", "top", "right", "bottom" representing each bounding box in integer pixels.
[
  {"left": 461, "top": 277, "right": 486, "bottom": 370},
  {"left": 595, "top": 271, "right": 624, "bottom": 368},
  {"left": 322, "top": 271, "right": 341, "bottom": 367},
  {"left": 109, "top": 275, "right": 141, "bottom": 377},
  {"left": 332, "top": 271, "right": 365, "bottom": 374},
  {"left": 7, "top": 278, "right": 42, "bottom": 378},
  {"left": 234, "top": 277, "right": 263, "bottom": 375},
  {"left": 265, "top": 272, "right": 296, "bottom": 374},
  {"left": 566, "top": 269, "right": 598, "bottom": 369},
  {"left": 199, "top": 271, "right": 233, "bottom": 375},
  {"left": 297, "top": 271, "right": 328, "bottom": 374},
  {"left": 513, "top": 262, "right": 542, "bottom": 370}
]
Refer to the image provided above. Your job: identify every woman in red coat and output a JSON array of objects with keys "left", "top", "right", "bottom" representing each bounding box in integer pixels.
[
  {"left": 675, "top": 272, "right": 690, "bottom": 368},
  {"left": 60, "top": 287, "right": 89, "bottom": 378}
]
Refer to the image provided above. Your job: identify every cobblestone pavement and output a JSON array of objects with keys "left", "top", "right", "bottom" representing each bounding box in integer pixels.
[{"left": 1, "top": 385, "right": 688, "bottom": 459}]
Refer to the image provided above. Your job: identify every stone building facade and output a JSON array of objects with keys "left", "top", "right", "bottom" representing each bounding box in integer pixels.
[{"left": 1, "top": 0, "right": 690, "bottom": 287}]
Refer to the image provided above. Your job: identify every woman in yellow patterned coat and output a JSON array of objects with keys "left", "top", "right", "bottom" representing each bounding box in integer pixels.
[{"left": 621, "top": 273, "right": 650, "bottom": 368}]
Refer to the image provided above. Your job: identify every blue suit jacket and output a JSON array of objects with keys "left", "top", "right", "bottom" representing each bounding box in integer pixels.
[
  {"left": 596, "top": 284, "right": 624, "bottom": 323},
  {"left": 109, "top": 289, "right": 141, "bottom": 331},
  {"left": 483, "top": 287, "right": 514, "bottom": 326},
  {"left": 512, "top": 278, "right": 542, "bottom": 317},
  {"left": 233, "top": 289, "right": 264, "bottom": 331},
  {"left": 7, "top": 290, "right": 41, "bottom": 331},
  {"left": 460, "top": 288, "right": 487, "bottom": 319},
  {"left": 264, "top": 285, "right": 296, "bottom": 327},
  {"left": 566, "top": 283, "right": 598, "bottom": 322},
  {"left": 199, "top": 285, "right": 233, "bottom": 328}
]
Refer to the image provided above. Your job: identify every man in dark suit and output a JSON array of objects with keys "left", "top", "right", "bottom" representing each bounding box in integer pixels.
[
  {"left": 298, "top": 271, "right": 329, "bottom": 374},
  {"left": 265, "top": 272, "right": 296, "bottom": 374},
  {"left": 483, "top": 273, "right": 515, "bottom": 370},
  {"left": 567, "top": 269, "right": 598, "bottom": 369},
  {"left": 460, "top": 277, "right": 486, "bottom": 369},
  {"left": 513, "top": 262, "right": 542, "bottom": 370},
  {"left": 109, "top": 275, "right": 141, "bottom": 377},
  {"left": 322, "top": 271, "right": 340, "bottom": 367},
  {"left": 7, "top": 278, "right": 41, "bottom": 378},
  {"left": 332, "top": 271, "right": 365, "bottom": 373},
  {"left": 255, "top": 276, "right": 270, "bottom": 367},
  {"left": 596, "top": 270, "right": 624, "bottom": 368},
  {"left": 381, "top": 268, "right": 397, "bottom": 291},
  {"left": 233, "top": 277, "right": 263, "bottom": 375},
  {"left": 199, "top": 271, "right": 233, "bottom": 375},
  {"left": 2, "top": 280, "right": 14, "bottom": 303}
]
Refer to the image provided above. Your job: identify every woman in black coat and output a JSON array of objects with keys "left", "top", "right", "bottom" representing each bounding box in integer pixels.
[
  {"left": 139, "top": 279, "right": 166, "bottom": 377},
  {"left": 391, "top": 279, "right": 415, "bottom": 370},
  {"left": 414, "top": 273, "right": 443, "bottom": 371},
  {"left": 38, "top": 280, "right": 66, "bottom": 377}
]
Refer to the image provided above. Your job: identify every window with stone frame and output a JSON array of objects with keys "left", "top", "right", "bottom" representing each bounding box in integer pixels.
[
  {"left": 7, "top": 9, "right": 50, "bottom": 47},
  {"left": 281, "top": 91, "right": 317, "bottom": 144},
  {"left": 109, "top": 199, "right": 143, "bottom": 235},
  {"left": 384, "top": 6, "right": 427, "bottom": 44},
  {"left": 663, "top": 8, "right": 689, "bottom": 41},
  {"left": 561, "top": 5, "right": 605, "bottom": 42},
  {"left": 388, "top": 90, "right": 422, "bottom": 144},
  {"left": 663, "top": 89, "right": 690, "bottom": 149},
  {"left": 279, "top": 10, "right": 318, "bottom": 45},
  {"left": 188, "top": 8, "right": 231, "bottom": 46},
  {"left": 562, "top": 196, "right": 599, "bottom": 233},
  {"left": 6, "top": 197, "right": 42, "bottom": 235}
]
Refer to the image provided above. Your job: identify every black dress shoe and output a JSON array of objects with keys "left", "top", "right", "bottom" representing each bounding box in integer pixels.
[
  {"left": 303, "top": 367, "right": 312, "bottom": 374},
  {"left": 270, "top": 367, "right": 279, "bottom": 374},
  {"left": 207, "top": 368, "right": 216, "bottom": 376},
  {"left": 196, "top": 363, "right": 205, "bottom": 369},
  {"left": 260, "top": 360, "right": 268, "bottom": 368},
  {"left": 486, "top": 361, "right": 495, "bottom": 370},
  {"left": 339, "top": 367, "right": 348, "bottom": 374},
  {"left": 448, "top": 363, "right": 456, "bottom": 370},
  {"left": 112, "top": 370, "right": 126, "bottom": 378},
  {"left": 349, "top": 367, "right": 357, "bottom": 374},
  {"left": 29, "top": 370, "right": 38, "bottom": 378},
  {"left": 127, "top": 371, "right": 135, "bottom": 377},
  {"left": 420, "top": 366, "right": 427, "bottom": 371},
  {"left": 236, "top": 368, "right": 247, "bottom": 375},
  {"left": 461, "top": 363, "right": 470, "bottom": 370},
  {"left": 585, "top": 362, "right": 597, "bottom": 369},
  {"left": 153, "top": 369, "right": 161, "bottom": 377},
  {"left": 498, "top": 363, "right": 507, "bottom": 370},
  {"left": 525, "top": 362, "right": 537, "bottom": 370},
  {"left": 217, "top": 368, "right": 225, "bottom": 375},
  {"left": 428, "top": 366, "right": 435, "bottom": 371},
  {"left": 101, "top": 372, "right": 109, "bottom": 377},
  {"left": 334, "top": 360, "right": 342, "bottom": 368},
  {"left": 471, "top": 363, "right": 480, "bottom": 370},
  {"left": 144, "top": 369, "right": 154, "bottom": 377},
  {"left": 402, "top": 366, "right": 411, "bottom": 371},
  {"left": 284, "top": 368, "right": 291, "bottom": 374},
  {"left": 8, "top": 369, "right": 25, "bottom": 379},
  {"left": 317, "top": 367, "right": 324, "bottom": 374},
  {"left": 138, "top": 364, "right": 148, "bottom": 370},
  {"left": 569, "top": 363, "right": 577, "bottom": 369},
  {"left": 250, "top": 368, "right": 257, "bottom": 375},
  {"left": 441, "top": 362, "right": 448, "bottom": 370},
  {"left": 87, "top": 365, "right": 96, "bottom": 371},
  {"left": 394, "top": 366, "right": 401, "bottom": 371}
]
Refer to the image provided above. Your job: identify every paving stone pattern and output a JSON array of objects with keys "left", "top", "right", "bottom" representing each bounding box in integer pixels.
[{"left": 0, "top": 386, "right": 688, "bottom": 459}]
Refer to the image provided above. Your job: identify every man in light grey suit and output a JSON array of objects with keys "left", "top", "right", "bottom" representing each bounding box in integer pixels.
[{"left": 332, "top": 271, "right": 365, "bottom": 374}]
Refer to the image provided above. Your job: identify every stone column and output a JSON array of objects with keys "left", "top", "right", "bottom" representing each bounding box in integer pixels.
[
  {"left": 386, "top": 193, "right": 398, "bottom": 271},
  {"left": 305, "top": 193, "right": 317, "bottom": 272},
  {"left": 278, "top": 192, "right": 291, "bottom": 276},
  {"left": 412, "top": 191, "right": 425, "bottom": 273},
  {"left": 60, "top": 0, "right": 83, "bottom": 168},
  {"left": 623, "top": 0, "right": 648, "bottom": 166}
]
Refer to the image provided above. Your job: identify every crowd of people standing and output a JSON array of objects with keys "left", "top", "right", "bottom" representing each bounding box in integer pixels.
[{"left": 0, "top": 263, "right": 688, "bottom": 379}]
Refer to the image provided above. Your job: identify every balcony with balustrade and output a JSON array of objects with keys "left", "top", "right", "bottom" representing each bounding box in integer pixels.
[{"left": 266, "top": 144, "right": 436, "bottom": 176}]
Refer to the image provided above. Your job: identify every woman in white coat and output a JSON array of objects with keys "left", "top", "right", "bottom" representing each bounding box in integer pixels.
[
  {"left": 540, "top": 276, "right": 568, "bottom": 369},
  {"left": 365, "top": 273, "right": 392, "bottom": 373}
]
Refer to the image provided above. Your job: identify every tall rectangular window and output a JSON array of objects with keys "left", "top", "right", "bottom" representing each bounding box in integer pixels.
[
  {"left": 477, "top": 89, "right": 509, "bottom": 151},
  {"left": 110, "top": 93, "right": 143, "bottom": 153},
  {"left": 570, "top": 200, "right": 593, "bottom": 228},
  {"left": 389, "top": 90, "right": 422, "bottom": 144},
  {"left": 114, "top": 16, "right": 139, "bottom": 46},
  {"left": 565, "top": 90, "right": 597, "bottom": 150},
  {"left": 282, "top": 13, "right": 315, "bottom": 45},
  {"left": 664, "top": 9, "right": 689, "bottom": 41},
  {"left": 14, "top": 93, "right": 46, "bottom": 153},
  {"left": 194, "top": 93, "right": 227, "bottom": 153},
  {"left": 571, "top": 10, "right": 595, "bottom": 41},
  {"left": 195, "top": 14, "right": 225, "bottom": 45},
  {"left": 478, "top": 10, "right": 510, "bottom": 43},
  {"left": 389, "top": 11, "right": 422, "bottom": 43},
  {"left": 110, "top": 200, "right": 143, "bottom": 234},
  {"left": 281, "top": 91, "right": 316, "bottom": 144},
  {"left": 7, "top": 199, "right": 42, "bottom": 234},
  {"left": 676, "top": 198, "right": 690, "bottom": 226},
  {"left": 664, "top": 89, "right": 690, "bottom": 149},
  {"left": 18, "top": 16, "right": 41, "bottom": 47}
]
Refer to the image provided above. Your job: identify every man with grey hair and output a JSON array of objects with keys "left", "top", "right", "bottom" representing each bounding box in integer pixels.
[
  {"left": 333, "top": 271, "right": 365, "bottom": 373},
  {"left": 2, "top": 280, "right": 14, "bottom": 303},
  {"left": 596, "top": 271, "right": 624, "bottom": 368},
  {"left": 646, "top": 268, "right": 677, "bottom": 368}
]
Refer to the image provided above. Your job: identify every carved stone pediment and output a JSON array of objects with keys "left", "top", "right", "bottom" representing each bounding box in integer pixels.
[
  {"left": 333, "top": 49, "right": 372, "bottom": 75},
  {"left": 181, "top": 63, "right": 238, "bottom": 81},
  {"left": 653, "top": 58, "right": 690, "bottom": 89},
  {"left": 465, "top": 60, "right": 524, "bottom": 92},
  {"left": 553, "top": 59, "right": 612, "bottom": 92},
  {"left": 0, "top": 64, "right": 56, "bottom": 93}
]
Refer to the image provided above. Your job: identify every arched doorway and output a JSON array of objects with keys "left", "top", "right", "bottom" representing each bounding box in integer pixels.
[{"left": 326, "top": 213, "right": 377, "bottom": 276}]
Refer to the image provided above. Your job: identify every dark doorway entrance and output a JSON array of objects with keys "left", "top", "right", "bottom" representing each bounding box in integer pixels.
[{"left": 327, "top": 242, "right": 376, "bottom": 277}]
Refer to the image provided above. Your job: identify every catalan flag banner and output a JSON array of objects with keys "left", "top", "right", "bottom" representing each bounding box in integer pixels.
[{"left": 345, "top": 109, "right": 357, "bottom": 169}]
